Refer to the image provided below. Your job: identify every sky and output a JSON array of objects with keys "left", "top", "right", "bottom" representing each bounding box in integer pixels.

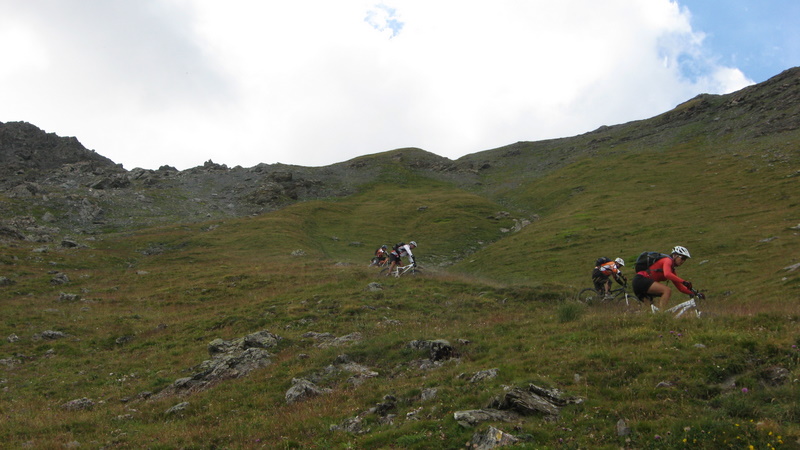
[{"left": 1, "top": 1, "right": 797, "bottom": 170}]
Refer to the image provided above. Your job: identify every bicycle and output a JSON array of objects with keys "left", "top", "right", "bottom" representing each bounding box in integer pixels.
[
  {"left": 379, "top": 262, "right": 422, "bottom": 278},
  {"left": 576, "top": 285, "right": 633, "bottom": 305}
]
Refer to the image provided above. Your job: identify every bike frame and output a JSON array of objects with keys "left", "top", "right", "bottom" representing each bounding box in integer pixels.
[
  {"left": 388, "top": 263, "right": 418, "bottom": 278},
  {"left": 665, "top": 298, "right": 700, "bottom": 318}
]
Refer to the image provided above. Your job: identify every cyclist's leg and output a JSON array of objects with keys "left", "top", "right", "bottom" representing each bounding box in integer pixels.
[
  {"left": 591, "top": 270, "right": 606, "bottom": 295},
  {"left": 386, "top": 253, "right": 401, "bottom": 275},
  {"left": 646, "top": 282, "right": 671, "bottom": 309}
]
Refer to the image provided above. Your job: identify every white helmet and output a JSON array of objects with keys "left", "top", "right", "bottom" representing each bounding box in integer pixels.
[
  {"left": 409, "top": 241, "right": 417, "bottom": 247},
  {"left": 614, "top": 258, "right": 625, "bottom": 266},
  {"left": 671, "top": 246, "right": 691, "bottom": 258}
]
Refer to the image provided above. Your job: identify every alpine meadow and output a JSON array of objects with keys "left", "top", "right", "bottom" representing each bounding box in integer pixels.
[{"left": 1, "top": 68, "right": 799, "bottom": 449}]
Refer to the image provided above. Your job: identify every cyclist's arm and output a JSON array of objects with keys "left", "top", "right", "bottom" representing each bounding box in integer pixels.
[
  {"left": 660, "top": 259, "right": 693, "bottom": 295},
  {"left": 403, "top": 245, "right": 414, "bottom": 263}
]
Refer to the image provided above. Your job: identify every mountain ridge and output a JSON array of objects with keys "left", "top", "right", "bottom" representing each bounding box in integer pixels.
[{"left": 1, "top": 66, "right": 798, "bottom": 240}]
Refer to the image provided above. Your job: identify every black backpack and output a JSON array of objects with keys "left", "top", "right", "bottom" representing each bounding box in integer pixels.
[
  {"left": 634, "top": 251, "right": 670, "bottom": 272},
  {"left": 595, "top": 257, "right": 611, "bottom": 267},
  {"left": 392, "top": 242, "right": 406, "bottom": 252}
]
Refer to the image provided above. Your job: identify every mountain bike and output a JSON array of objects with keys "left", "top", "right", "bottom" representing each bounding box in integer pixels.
[
  {"left": 379, "top": 262, "right": 422, "bottom": 278},
  {"left": 576, "top": 285, "right": 633, "bottom": 305}
]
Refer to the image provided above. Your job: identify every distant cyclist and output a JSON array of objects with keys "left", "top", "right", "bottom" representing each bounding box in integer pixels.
[
  {"left": 371, "top": 245, "right": 389, "bottom": 267},
  {"left": 632, "top": 245, "right": 704, "bottom": 310},
  {"left": 592, "top": 257, "right": 627, "bottom": 299},
  {"left": 386, "top": 241, "right": 417, "bottom": 276}
]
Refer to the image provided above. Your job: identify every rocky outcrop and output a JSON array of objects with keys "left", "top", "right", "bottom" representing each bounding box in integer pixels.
[
  {"left": 454, "top": 383, "right": 583, "bottom": 427},
  {"left": 153, "top": 330, "right": 281, "bottom": 399}
]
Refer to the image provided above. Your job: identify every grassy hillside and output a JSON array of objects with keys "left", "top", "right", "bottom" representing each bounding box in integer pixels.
[
  {"left": 2, "top": 161, "right": 798, "bottom": 448},
  {"left": 451, "top": 134, "right": 799, "bottom": 307}
]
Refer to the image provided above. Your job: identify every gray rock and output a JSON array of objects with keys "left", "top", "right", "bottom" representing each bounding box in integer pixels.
[
  {"left": 420, "top": 388, "right": 438, "bottom": 402},
  {"left": 165, "top": 402, "right": 190, "bottom": 415},
  {"left": 761, "top": 366, "right": 790, "bottom": 386},
  {"left": 61, "top": 397, "right": 95, "bottom": 411},
  {"left": 37, "top": 330, "right": 67, "bottom": 340},
  {"left": 285, "top": 378, "right": 332, "bottom": 404},
  {"left": 154, "top": 330, "right": 280, "bottom": 399},
  {"left": 470, "top": 426, "right": 519, "bottom": 449},
  {"left": 470, "top": 368, "right": 499, "bottom": 383},
  {"left": 407, "top": 339, "right": 456, "bottom": 361},
  {"left": 366, "top": 282, "right": 383, "bottom": 292},
  {"left": 58, "top": 292, "right": 80, "bottom": 302},
  {"left": 493, "top": 387, "right": 560, "bottom": 417},
  {"left": 453, "top": 409, "right": 521, "bottom": 427},
  {"left": 616, "top": 418, "right": 631, "bottom": 436},
  {"left": 50, "top": 273, "right": 69, "bottom": 285}
]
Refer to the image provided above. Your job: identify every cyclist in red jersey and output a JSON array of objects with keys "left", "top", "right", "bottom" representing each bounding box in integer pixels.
[{"left": 632, "top": 246, "right": 704, "bottom": 310}]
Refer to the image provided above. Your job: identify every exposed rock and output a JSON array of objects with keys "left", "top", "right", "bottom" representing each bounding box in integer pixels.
[
  {"left": 61, "top": 239, "right": 80, "bottom": 248},
  {"left": 154, "top": 330, "right": 281, "bottom": 399},
  {"left": 470, "top": 426, "right": 520, "bottom": 449},
  {"left": 165, "top": 402, "right": 190, "bottom": 415},
  {"left": 454, "top": 409, "right": 521, "bottom": 427},
  {"left": 35, "top": 330, "right": 67, "bottom": 340},
  {"left": 455, "top": 384, "right": 583, "bottom": 427},
  {"left": 58, "top": 292, "right": 81, "bottom": 302},
  {"left": 617, "top": 418, "right": 631, "bottom": 436},
  {"left": 330, "top": 395, "right": 397, "bottom": 434},
  {"left": 420, "top": 388, "right": 438, "bottom": 402},
  {"left": 0, "top": 357, "right": 22, "bottom": 368},
  {"left": 61, "top": 397, "right": 95, "bottom": 411},
  {"left": 303, "top": 331, "right": 363, "bottom": 348},
  {"left": 0, "top": 277, "right": 15, "bottom": 286},
  {"left": 491, "top": 387, "right": 561, "bottom": 417},
  {"left": 285, "top": 378, "right": 332, "bottom": 404},
  {"left": 470, "top": 368, "right": 499, "bottom": 383},
  {"left": 321, "top": 354, "right": 379, "bottom": 386},
  {"left": 761, "top": 366, "right": 790, "bottom": 386},
  {"left": 407, "top": 339, "right": 456, "bottom": 361},
  {"left": 329, "top": 415, "right": 369, "bottom": 434},
  {"left": 50, "top": 273, "right": 70, "bottom": 285}
]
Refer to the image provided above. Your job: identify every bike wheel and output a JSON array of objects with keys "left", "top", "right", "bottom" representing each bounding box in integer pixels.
[
  {"left": 379, "top": 267, "right": 391, "bottom": 277},
  {"left": 577, "top": 288, "right": 599, "bottom": 304}
]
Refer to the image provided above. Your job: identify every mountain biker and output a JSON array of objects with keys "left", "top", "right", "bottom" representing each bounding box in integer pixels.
[
  {"left": 632, "top": 245, "right": 704, "bottom": 310},
  {"left": 593, "top": 257, "right": 627, "bottom": 299},
  {"left": 386, "top": 241, "right": 417, "bottom": 276},
  {"left": 371, "top": 245, "right": 389, "bottom": 266}
]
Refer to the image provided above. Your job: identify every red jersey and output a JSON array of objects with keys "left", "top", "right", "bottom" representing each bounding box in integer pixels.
[{"left": 637, "top": 257, "right": 693, "bottom": 295}]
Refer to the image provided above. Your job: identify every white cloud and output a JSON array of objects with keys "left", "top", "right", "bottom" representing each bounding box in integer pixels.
[{"left": 0, "top": 0, "right": 754, "bottom": 170}]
